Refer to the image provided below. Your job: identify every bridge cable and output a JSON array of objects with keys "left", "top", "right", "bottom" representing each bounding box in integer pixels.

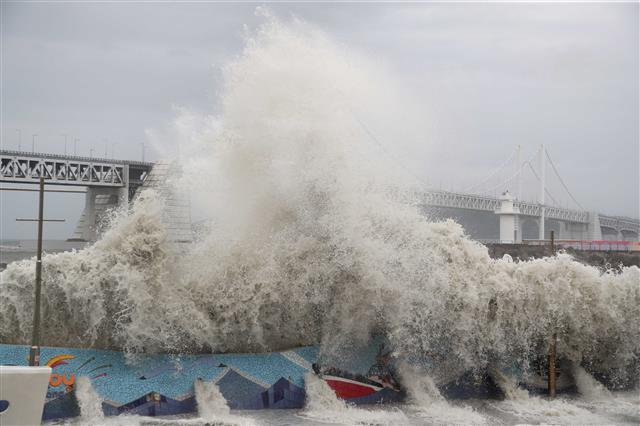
[
  {"left": 350, "top": 112, "right": 432, "bottom": 188},
  {"left": 462, "top": 147, "right": 518, "bottom": 194},
  {"left": 476, "top": 168, "right": 522, "bottom": 197},
  {"left": 525, "top": 161, "right": 562, "bottom": 207},
  {"left": 544, "top": 149, "right": 585, "bottom": 210},
  {"left": 467, "top": 149, "right": 537, "bottom": 197}
]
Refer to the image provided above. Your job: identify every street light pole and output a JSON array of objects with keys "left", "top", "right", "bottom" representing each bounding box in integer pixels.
[
  {"left": 30, "top": 178, "right": 45, "bottom": 366},
  {"left": 74, "top": 138, "right": 79, "bottom": 155},
  {"left": 64, "top": 134, "right": 68, "bottom": 155},
  {"left": 16, "top": 129, "right": 22, "bottom": 150},
  {"left": 32, "top": 134, "right": 38, "bottom": 153},
  {"left": 15, "top": 178, "right": 66, "bottom": 366}
]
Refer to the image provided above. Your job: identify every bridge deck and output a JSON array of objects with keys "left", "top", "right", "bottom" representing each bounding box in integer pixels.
[
  {"left": 421, "top": 190, "right": 639, "bottom": 233},
  {"left": 0, "top": 150, "right": 153, "bottom": 188}
]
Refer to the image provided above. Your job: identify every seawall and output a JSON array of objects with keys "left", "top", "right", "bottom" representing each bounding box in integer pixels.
[{"left": 486, "top": 244, "right": 640, "bottom": 269}]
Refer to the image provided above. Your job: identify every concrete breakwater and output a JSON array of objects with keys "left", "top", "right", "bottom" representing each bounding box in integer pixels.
[{"left": 486, "top": 243, "right": 640, "bottom": 268}]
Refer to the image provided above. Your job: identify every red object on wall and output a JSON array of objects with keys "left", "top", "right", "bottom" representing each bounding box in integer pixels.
[{"left": 324, "top": 376, "right": 382, "bottom": 399}]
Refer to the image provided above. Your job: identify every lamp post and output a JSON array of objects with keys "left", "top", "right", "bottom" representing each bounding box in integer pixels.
[
  {"left": 32, "top": 134, "right": 38, "bottom": 153},
  {"left": 16, "top": 129, "right": 22, "bottom": 150},
  {"left": 14, "top": 178, "right": 65, "bottom": 366},
  {"left": 30, "top": 178, "right": 45, "bottom": 366}
]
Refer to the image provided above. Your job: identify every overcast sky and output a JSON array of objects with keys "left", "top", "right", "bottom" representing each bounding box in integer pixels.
[{"left": 1, "top": 2, "right": 638, "bottom": 240}]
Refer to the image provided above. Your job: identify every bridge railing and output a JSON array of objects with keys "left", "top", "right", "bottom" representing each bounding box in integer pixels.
[
  {"left": 421, "top": 190, "right": 590, "bottom": 223},
  {"left": 522, "top": 239, "right": 640, "bottom": 252},
  {"left": 0, "top": 149, "right": 153, "bottom": 167},
  {"left": 598, "top": 215, "right": 640, "bottom": 233}
]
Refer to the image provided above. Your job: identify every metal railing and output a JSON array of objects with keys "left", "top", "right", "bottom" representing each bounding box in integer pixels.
[{"left": 522, "top": 239, "right": 640, "bottom": 252}]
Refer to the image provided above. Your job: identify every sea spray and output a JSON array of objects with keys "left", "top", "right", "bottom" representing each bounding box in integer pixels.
[
  {"left": 193, "top": 379, "right": 255, "bottom": 426},
  {"left": 301, "top": 373, "right": 407, "bottom": 425},
  {"left": 487, "top": 366, "right": 530, "bottom": 401},
  {"left": 572, "top": 365, "right": 612, "bottom": 401},
  {"left": 195, "top": 379, "right": 231, "bottom": 419},
  {"left": 398, "top": 363, "right": 487, "bottom": 425},
  {"left": 75, "top": 376, "right": 104, "bottom": 422},
  {"left": 568, "top": 367, "right": 640, "bottom": 424},
  {"left": 485, "top": 366, "right": 623, "bottom": 425},
  {"left": 0, "top": 190, "right": 180, "bottom": 354},
  {"left": 489, "top": 392, "right": 616, "bottom": 425},
  {"left": 0, "top": 13, "right": 638, "bottom": 389}
]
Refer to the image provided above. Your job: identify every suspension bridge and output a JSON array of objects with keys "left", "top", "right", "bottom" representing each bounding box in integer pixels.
[
  {"left": 419, "top": 144, "right": 638, "bottom": 245},
  {"left": 1, "top": 148, "right": 638, "bottom": 244}
]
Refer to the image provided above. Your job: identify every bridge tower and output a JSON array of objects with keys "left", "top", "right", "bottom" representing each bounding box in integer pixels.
[
  {"left": 69, "top": 184, "right": 129, "bottom": 242},
  {"left": 70, "top": 163, "right": 151, "bottom": 241},
  {"left": 587, "top": 212, "right": 603, "bottom": 241},
  {"left": 538, "top": 144, "right": 546, "bottom": 240}
]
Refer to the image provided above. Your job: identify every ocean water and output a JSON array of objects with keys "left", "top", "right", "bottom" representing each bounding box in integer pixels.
[{"left": 2, "top": 11, "right": 638, "bottom": 426}]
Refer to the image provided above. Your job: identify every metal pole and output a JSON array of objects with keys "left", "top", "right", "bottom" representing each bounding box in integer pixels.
[
  {"left": 548, "top": 332, "right": 557, "bottom": 398},
  {"left": 517, "top": 144, "right": 522, "bottom": 200},
  {"left": 539, "top": 144, "right": 546, "bottom": 240},
  {"left": 32, "top": 134, "right": 37, "bottom": 153},
  {"left": 74, "top": 138, "right": 78, "bottom": 155},
  {"left": 29, "top": 177, "right": 45, "bottom": 366},
  {"left": 64, "top": 134, "right": 68, "bottom": 155},
  {"left": 548, "top": 230, "right": 557, "bottom": 398},
  {"left": 17, "top": 129, "right": 22, "bottom": 151}
]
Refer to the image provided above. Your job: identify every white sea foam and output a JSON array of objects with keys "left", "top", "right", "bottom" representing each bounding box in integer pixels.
[
  {"left": 194, "top": 379, "right": 254, "bottom": 426},
  {"left": 195, "top": 379, "right": 232, "bottom": 420},
  {"left": 75, "top": 376, "right": 105, "bottom": 423},
  {"left": 490, "top": 395, "right": 618, "bottom": 426},
  {"left": 398, "top": 363, "right": 487, "bottom": 425},
  {"left": 0, "top": 12, "right": 638, "bottom": 392},
  {"left": 488, "top": 366, "right": 530, "bottom": 401},
  {"left": 572, "top": 364, "right": 612, "bottom": 401},
  {"left": 300, "top": 373, "right": 408, "bottom": 425},
  {"left": 485, "top": 367, "right": 637, "bottom": 426}
]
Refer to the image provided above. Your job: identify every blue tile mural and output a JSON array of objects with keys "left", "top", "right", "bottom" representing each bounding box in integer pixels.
[
  {"left": 0, "top": 344, "right": 317, "bottom": 420},
  {"left": 0, "top": 342, "right": 405, "bottom": 421}
]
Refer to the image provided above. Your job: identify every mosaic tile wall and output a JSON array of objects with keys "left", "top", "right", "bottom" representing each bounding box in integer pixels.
[{"left": 0, "top": 344, "right": 322, "bottom": 420}]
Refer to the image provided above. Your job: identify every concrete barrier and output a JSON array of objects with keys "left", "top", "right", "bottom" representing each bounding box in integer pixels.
[{"left": 0, "top": 366, "right": 51, "bottom": 426}]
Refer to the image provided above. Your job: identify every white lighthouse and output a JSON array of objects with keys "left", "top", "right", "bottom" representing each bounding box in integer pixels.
[{"left": 495, "top": 190, "right": 521, "bottom": 244}]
